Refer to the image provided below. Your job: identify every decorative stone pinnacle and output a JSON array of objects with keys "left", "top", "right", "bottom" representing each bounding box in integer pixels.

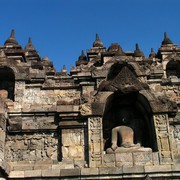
[
  {"left": 96, "top": 33, "right": 100, "bottom": 40},
  {"left": 136, "top": 43, "right": 139, "bottom": 50},
  {"left": 149, "top": 48, "right": 156, "bottom": 58},
  {"left": 28, "top": 37, "right": 32, "bottom": 44},
  {"left": 162, "top": 32, "right": 173, "bottom": 45},
  {"left": 25, "top": 37, "right": 36, "bottom": 51},
  {"left": 134, "top": 43, "right": 144, "bottom": 57},
  {"left": 4, "top": 29, "right": 19, "bottom": 46},
  {"left": 81, "top": 50, "right": 85, "bottom": 56},
  {"left": 10, "top": 29, "right": 15, "bottom": 38},
  {"left": 93, "top": 33, "right": 103, "bottom": 47}
]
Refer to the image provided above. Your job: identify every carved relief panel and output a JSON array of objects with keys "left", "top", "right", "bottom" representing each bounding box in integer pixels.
[
  {"left": 5, "top": 133, "right": 58, "bottom": 161},
  {"left": 0, "top": 115, "right": 6, "bottom": 161},
  {"left": 171, "top": 125, "right": 180, "bottom": 159},
  {"left": 61, "top": 129, "right": 85, "bottom": 160},
  {"left": 88, "top": 117, "right": 103, "bottom": 167},
  {"left": 153, "top": 114, "right": 173, "bottom": 164}
]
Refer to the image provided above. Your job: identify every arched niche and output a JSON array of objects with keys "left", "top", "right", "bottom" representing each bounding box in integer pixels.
[
  {"left": 0, "top": 66, "right": 15, "bottom": 100},
  {"left": 102, "top": 91, "right": 158, "bottom": 152},
  {"left": 166, "top": 60, "right": 180, "bottom": 78}
]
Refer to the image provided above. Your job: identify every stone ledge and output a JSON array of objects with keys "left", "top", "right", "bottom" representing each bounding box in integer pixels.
[
  {"left": 122, "top": 166, "right": 144, "bottom": 174},
  {"left": 9, "top": 171, "right": 24, "bottom": 178},
  {"left": 57, "top": 105, "right": 79, "bottom": 112},
  {"left": 24, "top": 170, "right": 41, "bottom": 178},
  {"left": 60, "top": 168, "right": 80, "bottom": 177},
  {"left": 99, "top": 167, "right": 123, "bottom": 175},
  {"left": 171, "top": 164, "right": 180, "bottom": 171},
  {"left": 144, "top": 165, "right": 172, "bottom": 173},
  {"left": 81, "top": 168, "right": 98, "bottom": 176},
  {"left": 42, "top": 169, "right": 60, "bottom": 177},
  {"left": 13, "top": 164, "right": 34, "bottom": 171},
  {"left": 7, "top": 164, "right": 180, "bottom": 178}
]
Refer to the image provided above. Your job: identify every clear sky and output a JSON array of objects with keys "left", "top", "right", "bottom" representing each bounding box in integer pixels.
[{"left": 0, "top": 0, "right": 180, "bottom": 72}]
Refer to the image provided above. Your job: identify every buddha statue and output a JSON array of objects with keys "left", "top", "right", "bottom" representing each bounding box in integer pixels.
[{"left": 106, "top": 124, "right": 152, "bottom": 153}]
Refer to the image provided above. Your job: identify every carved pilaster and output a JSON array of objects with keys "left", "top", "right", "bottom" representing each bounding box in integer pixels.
[
  {"left": 153, "top": 114, "right": 173, "bottom": 164},
  {"left": 0, "top": 115, "right": 6, "bottom": 161},
  {"left": 88, "top": 117, "right": 103, "bottom": 167}
]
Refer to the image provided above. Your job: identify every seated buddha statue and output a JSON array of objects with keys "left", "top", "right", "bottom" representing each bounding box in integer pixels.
[{"left": 106, "top": 125, "right": 151, "bottom": 154}]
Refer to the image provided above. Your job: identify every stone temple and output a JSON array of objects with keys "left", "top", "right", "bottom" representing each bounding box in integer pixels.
[{"left": 0, "top": 30, "right": 179, "bottom": 179}]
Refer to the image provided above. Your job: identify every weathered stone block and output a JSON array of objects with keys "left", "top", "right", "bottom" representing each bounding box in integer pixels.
[
  {"left": 99, "top": 167, "right": 123, "bottom": 175},
  {"left": 62, "top": 129, "right": 84, "bottom": 146},
  {"left": 144, "top": 165, "right": 172, "bottom": 173},
  {"left": 122, "top": 166, "right": 144, "bottom": 174},
  {"left": 60, "top": 168, "right": 80, "bottom": 177},
  {"left": 8, "top": 117, "right": 22, "bottom": 131},
  {"left": 9, "top": 171, "right": 25, "bottom": 178},
  {"left": 152, "top": 152, "right": 160, "bottom": 165},
  {"left": 171, "top": 164, "right": 180, "bottom": 172},
  {"left": 133, "top": 152, "right": 153, "bottom": 165},
  {"left": 58, "top": 160, "right": 74, "bottom": 169},
  {"left": 52, "top": 164, "right": 61, "bottom": 169},
  {"left": 42, "top": 169, "right": 60, "bottom": 177},
  {"left": 34, "top": 163, "right": 51, "bottom": 170},
  {"left": 81, "top": 168, "right": 98, "bottom": 176},
  {"left": 103, "top": 154, "right": 115, "bottom": 163},
  {"left": 13, "top": 164, "right": 34, "bottom": 171},
  {"left": 74, "top": 160, "right": 86, "bottom": 168},
  {"left": 57, "top": 105, "right": 79, "bottom": 112},
  {"left": 24, "top": 170, "right": 41, "bottom": 177},
  {"left": 69, "top": 145, "right": 84, "bottom": 159},
  {"left": 115, "top": 153, "right": 133, "bottom": 166},
  {"left": 103, "top": 162, "right": 115, "bottom": 167}
]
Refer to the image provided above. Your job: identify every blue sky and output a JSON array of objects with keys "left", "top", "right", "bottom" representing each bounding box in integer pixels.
[{"left": 0, "top": 0, "right": 180, "bottom": 71}]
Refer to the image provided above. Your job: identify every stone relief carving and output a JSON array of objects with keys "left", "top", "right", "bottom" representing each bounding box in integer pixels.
[
  {"left": 55, "top": 90, "right": 80, "bottom": 102},
  {"left": 61, "top": 129, "right": 84, "bottom": 160},
  {"left": 80, "top": 93, "right": 95, "bottom": 116},
  {"left": 80, "top": 103, "right": 92, "bottom": 116},
  {"left": 0, "top": 128, "right": 5, "bottom": 161},
  {"left": 89, "top": 117, "right": 101, "bottom": 129},
  {"left": 5, "top": 134, "right": 58, "bottom": 161},
  {"left": 88, "top": 117, "right": 103, "bottom": 167},
  {"left": 174, "top": 126, "right": 180, "bottom": 140},
  {"left": 162, "top": 86, "right": 180, "bottom": 104},
  {"left": 153, "top": 114, "right": 173, "bottom": 163},
  {"left": 23, "top": 89, "right": 80, "bottom": 106}
]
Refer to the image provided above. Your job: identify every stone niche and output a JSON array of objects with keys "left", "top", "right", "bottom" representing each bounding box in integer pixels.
[
  {"left": 103, "top": 91, "right": 157, "bottom": 152},
  {"left": 0, "top": 66, "right": 15, "bottom": 101}
]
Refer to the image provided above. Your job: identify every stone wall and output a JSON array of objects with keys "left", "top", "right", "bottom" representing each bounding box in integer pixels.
[
  {"left": 5, "top": 133, "right": 58, "bottom": 161},
  {"left": 61, "top": 129, "right": 85, "bottom": 161}
]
